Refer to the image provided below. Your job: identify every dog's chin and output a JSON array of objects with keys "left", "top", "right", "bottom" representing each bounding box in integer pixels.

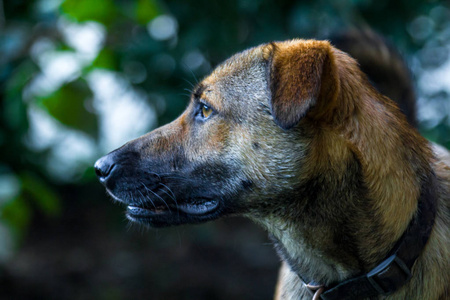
[{"left": 125, "top": 198, "right": 223, "bottom": 227}]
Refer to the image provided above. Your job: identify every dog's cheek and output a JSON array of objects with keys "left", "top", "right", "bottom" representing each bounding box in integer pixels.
[
  {"left": 225, "top": 124, "right": 274, "bottom": 186},
  {"left": 183, "top": 120, "right": 232, "bottom": 162},
  {"left": 235, "top": 125, "right": 308, "bottom": 198}
]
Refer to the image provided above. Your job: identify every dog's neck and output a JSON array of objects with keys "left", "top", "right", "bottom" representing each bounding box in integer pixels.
[
  {"left": 254, "top": 158, "right": 378, "bottom": 285},
  {"left": 266, "top": 168, "right": 436, "bottom": 299},
  {"left": 255, "top": 144, "right": 433, "bottom": 288}
]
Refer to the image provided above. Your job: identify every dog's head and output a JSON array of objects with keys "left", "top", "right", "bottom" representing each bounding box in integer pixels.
[{"left": 94, "top": 40, "right": 341, "bottom": 227}]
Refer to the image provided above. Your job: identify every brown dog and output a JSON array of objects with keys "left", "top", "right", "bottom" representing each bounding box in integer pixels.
[{"left": 95, "top": 38, "right": 450, "bottom": 299}]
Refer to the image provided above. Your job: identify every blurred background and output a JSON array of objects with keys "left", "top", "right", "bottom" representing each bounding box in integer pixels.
[{"left": 0, "top": 0, "right": 449, "bottom": 299}]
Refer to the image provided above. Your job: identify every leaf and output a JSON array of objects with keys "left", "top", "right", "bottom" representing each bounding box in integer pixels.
[
  {"left": 91, "top": 48, "right": 118, "bottom": 70},
  {"left": 1, "top": 195, "right": 31, "bottom": 240},
  {"left": 135, "top": 0, "right": 161, "bottom": 25},
  {"left": 4, "top": 60, "right": 38, "bottom": 132},
  {"left": 38, "top": 79, "right": 98, "bottom": 139},
  {"left": 20, "top": 172, "right": 61, "bottom": 217},
  {"left": 61, "top": 0, "right": 118, "bottom": 26}
]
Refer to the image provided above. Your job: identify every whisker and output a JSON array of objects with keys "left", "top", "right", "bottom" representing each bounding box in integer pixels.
[
  {"left": 181, "top": 70, "right": 198, "bottom": 86},
  {"left": 159, "top": 184, "right": 179, "bottom": 219},
  {"left": 182, "top": 78, "right": 194, "bottom": 89},
  {"left": 125, "top": 217, "right": 134, "bottom": 232},
  {"left": 157, "top": 181, "right": 181, "bottom": 221},
  {"left": 140, "top": 181, "right": 171, "bottom": 211},
  {"left": 137, "top": 189, "right": 156, "bottom": 209},
  {"left": 159, "top": 182, "right": 177, "bottom": 202},
  {"left": 159, "top": 188, "right": 176, "bottom": 206},
  {"left": 182, "top": 63, "right": 199, "bottom": 85},
  {"left": 144, "top": 171, "right": 162, "bottom": 180}
]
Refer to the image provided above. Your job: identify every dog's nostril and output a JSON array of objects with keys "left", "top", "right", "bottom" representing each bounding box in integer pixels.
[
  {"left": 94, "top": 156, "right": 115, "bottom": 180},
  {"left": 94, "top": 164, "right": 104, "bottom": 177}
]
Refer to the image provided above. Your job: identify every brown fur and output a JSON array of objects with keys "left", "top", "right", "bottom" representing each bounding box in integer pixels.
[
  {"left": 331, "top": 30, "right": 418, "bottom": 128},
  {"left": 95, "top": 38, "right": 450, "bottom": 299}
]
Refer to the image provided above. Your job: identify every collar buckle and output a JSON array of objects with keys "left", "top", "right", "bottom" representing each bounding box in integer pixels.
[{"left": 366, "top": 254, "right": 412, "bottom": 295}]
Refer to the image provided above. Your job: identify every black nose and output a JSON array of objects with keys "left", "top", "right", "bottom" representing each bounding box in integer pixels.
[{"left": 94, "top": 155, "right": 115, "bottom": 183}]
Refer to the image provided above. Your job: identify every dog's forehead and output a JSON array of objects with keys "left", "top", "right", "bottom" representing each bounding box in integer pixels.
[
  {"left": 203, "top": 45, "right": 267, "bottom": 85},
  {"left": 199, "top": 45, "right": 269, "bottom": 111}
]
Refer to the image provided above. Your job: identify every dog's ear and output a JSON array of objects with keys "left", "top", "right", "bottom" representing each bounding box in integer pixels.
[{"left": 264, "top": 40, "right": 340, "bottom": 129}]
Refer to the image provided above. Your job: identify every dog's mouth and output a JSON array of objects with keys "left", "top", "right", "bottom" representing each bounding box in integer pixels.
[
  {"left": 127, "top": 198, "right": 220, "bottom": 218},
  {"left": 121, "top": 194, "right": 222, "bottom": 227}
]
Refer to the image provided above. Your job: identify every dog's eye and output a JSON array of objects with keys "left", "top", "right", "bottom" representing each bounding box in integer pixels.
[{"left": 201, "top": 104, "right": 213, "bottom": 119}]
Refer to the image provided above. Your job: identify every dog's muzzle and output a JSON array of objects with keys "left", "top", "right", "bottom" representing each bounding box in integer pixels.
[{"left": 94, "top": 148, "right": 228, "bottom": 227}]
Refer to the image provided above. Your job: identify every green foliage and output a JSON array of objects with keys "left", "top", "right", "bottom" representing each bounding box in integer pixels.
[
  {"left": 3, "top": 60, "right": 37, "bottom": 132},
  {"left": 91, "top": 48, "right": 118, "bottom": 70},
  {"left": 61, "top": 0, "right": 119, "bottom": 26},
  {"left": 1, "top": 195, "right": 31, "bottom": 241},
  {"left": 61, "top": 0, "right": 162, "bottom": 26},
  {"left": 20, "top": 172, "right": 61, "bottom": 217},
  {"left": 136, "top": 0, "right": 161, "bottom": 24},
  {"left": 37, "top": 78, "right": 97, "bottom": 138},
  {"left": 0, "top": 172, "right": 60, "bottom": 241}
]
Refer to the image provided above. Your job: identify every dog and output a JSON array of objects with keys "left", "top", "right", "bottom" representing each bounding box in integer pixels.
[{"left": 95, "top": 32, "right": 450, "bottom": 299}]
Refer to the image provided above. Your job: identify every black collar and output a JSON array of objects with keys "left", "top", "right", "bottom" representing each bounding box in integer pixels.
[{"left": 277, "top": 171, "right": 437, "bottom": 300}]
